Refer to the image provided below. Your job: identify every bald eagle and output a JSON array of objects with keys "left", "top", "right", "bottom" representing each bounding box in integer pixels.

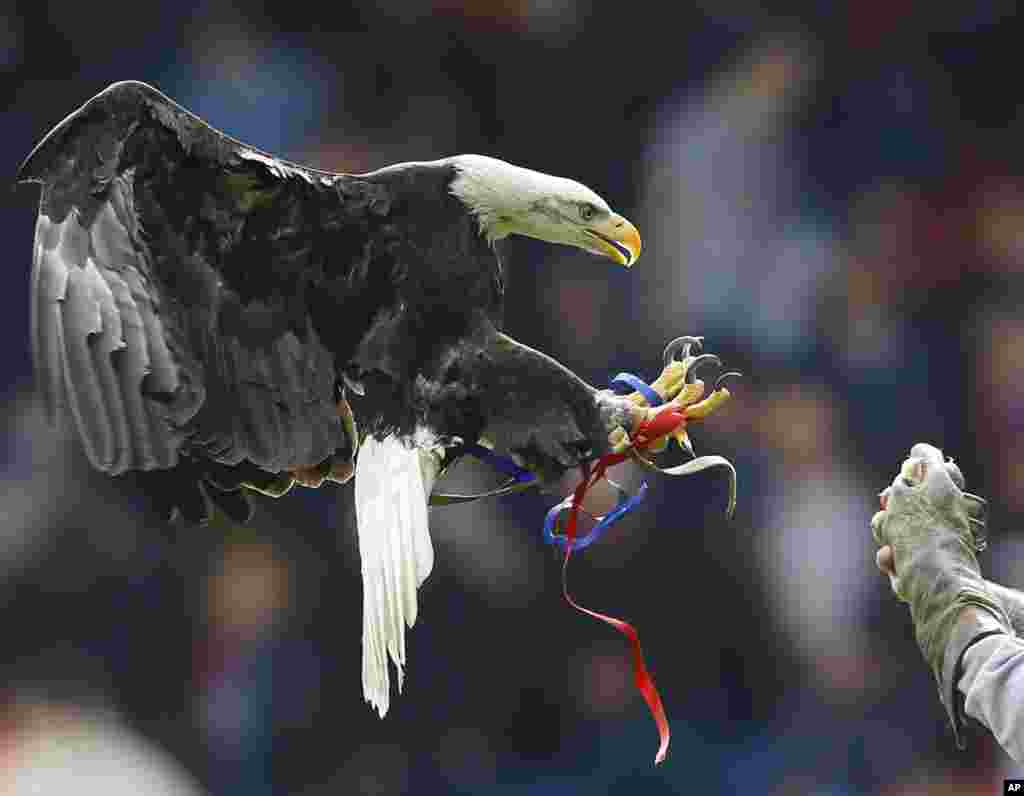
[{"left": 17, "top": 81, "right": 653, "bottom": 716}]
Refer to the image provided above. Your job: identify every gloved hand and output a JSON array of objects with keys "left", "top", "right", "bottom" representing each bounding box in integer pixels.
[{"left": 871, "top": 443, "right": 1013, "bottom": 747}]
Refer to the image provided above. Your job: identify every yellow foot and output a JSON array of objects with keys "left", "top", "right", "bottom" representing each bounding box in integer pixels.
[
  {"left": 610, "top": 336, "right": 741, "bottom": 455},
  {"left": 337, "top": 396, "right": 359, "bottom": 458},
  {"left": 273, "top": 449, "right": 354, "bottom": 494},
  {"left": 242, "top": 395, "right": 359, "bottom": 496},
  {"left": 290, "top": 396, "right": 359, "bottom": 488},
  {"left": 291, "top": 459, "right": 332, "bottom": 488},
  {"left": 243, "top": 472, "right": 297, "bottom": 499}
]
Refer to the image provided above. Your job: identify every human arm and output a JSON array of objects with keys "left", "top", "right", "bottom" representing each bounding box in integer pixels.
[{"left": 871, "top": 443, "right": 1014, "bottom": 750}]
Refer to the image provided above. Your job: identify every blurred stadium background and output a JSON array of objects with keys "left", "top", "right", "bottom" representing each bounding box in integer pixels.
[{"left": 2, "top": 1, "right": 1024, "bottom": 793}]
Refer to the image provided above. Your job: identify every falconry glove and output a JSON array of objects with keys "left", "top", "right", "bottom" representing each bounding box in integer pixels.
[{"left": 872, "top": 443, "right": 1013, "bottom": 747}]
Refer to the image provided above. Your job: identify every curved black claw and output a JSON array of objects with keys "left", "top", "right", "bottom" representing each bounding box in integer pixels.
[
  {"left": 715, "top": 371, "right": 743, "bottom": 391},
  {"left": 962, "top": 492, "right": 988, "bottom": 535},
  {"left": 969, "top": 515, "right": 988, "bottom": 553},
  {"left": 962, "top": 491, "right": 987, "bottom": 508},
  {"left": 136, "top": 457, "right": 258, "bottom": 527},
  {"left": 663, "top": 336, "right": 703, "bottom": 366},
  {"left": 685, "top": 354, "right": 722, "bottom": 384},
  {"left": 342, "top": 371, "right": 365, "bottom": 397}
]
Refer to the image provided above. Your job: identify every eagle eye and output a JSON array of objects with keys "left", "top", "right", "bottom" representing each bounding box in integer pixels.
[{"left": 578, "top": 203, "right": 598, "bottom": 222}]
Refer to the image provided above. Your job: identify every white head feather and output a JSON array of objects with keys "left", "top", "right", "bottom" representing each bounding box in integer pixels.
[{"left": 448, "top": 154, "right": 613, "bottom": 243}]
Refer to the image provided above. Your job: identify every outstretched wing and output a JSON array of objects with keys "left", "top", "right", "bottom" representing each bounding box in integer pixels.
[{"left": 18, "top": 81, "right": 386, "bottom": 476}]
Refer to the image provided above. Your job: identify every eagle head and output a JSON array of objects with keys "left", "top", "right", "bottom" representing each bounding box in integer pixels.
[{"left": 448, "top": 154, "right": 642, "bottom": 267}]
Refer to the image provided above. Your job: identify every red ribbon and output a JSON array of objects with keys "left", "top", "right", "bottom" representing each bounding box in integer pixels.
[{"left": 560, "top": 406, "right": 683, "bottom": 766}]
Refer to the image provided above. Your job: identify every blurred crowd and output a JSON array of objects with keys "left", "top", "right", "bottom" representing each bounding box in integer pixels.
[{"left": 2, "top": 1, "right": 1024, "bottom": 793}]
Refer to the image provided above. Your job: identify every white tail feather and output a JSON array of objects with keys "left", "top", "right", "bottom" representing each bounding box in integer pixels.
[{"left": 354, "top": 435, "right": 439, "bottom": 717}]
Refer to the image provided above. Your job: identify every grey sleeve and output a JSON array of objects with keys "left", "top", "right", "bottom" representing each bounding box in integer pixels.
[
  {"left": 984, "top": 579, "right": 1024, "bottom": 636},
  {"left": 960, "top": 632, "right": 1024, "bottom": 762}
]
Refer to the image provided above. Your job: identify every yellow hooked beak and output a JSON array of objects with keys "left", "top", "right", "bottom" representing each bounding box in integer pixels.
[{"left": 584, "top": 213, "right": 642, "bottom": 268}]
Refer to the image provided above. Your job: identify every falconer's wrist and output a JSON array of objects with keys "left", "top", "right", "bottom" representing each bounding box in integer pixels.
[
  {"left": 942, "top": 605, "right": 1014, "bottom": 748},
  {"left": 951, "top": 606, "right": 1011, "bottom": 644}
]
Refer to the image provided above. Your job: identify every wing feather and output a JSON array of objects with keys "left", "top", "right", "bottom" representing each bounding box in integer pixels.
[
  {"left": 60, "top": 242, "right": 115, "bottom": 469},
  {"left": 103, "top": 266, "right": 157, "bottom": 470},
  {"left": 228, "top": 339, "right": 277, "bottom": 466},
  {"left": 119, "top": 267, "right": 178, "bottom": 468},
  {"left": 21, "top": 81, "right": 369, "bottom": 478},
  {"left": 31, "top": 215, "right": 69, "bottom": 422},
  {"left": 272, "top": 332, "right": 305, "bottom": 398},
  {"left": 83, "top": 255, "right": 133, "bottom": 474}
]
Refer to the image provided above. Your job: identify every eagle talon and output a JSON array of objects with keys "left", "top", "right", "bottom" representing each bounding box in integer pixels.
[
  {"left": 714, "top": 371, "right": 742, "bottom": 391},
  {"left": 291, "top": 459, "right": 333, "bottom": 489},
  {"left": 685, "top": 354, "right": 722, "bottom": 384},
  {"left": 242, "top": 472, "right": 297, "bottom": 499},
  {"left": 248, "top": 396, "right": 359, "bottom": 494},
  {"left": 621, "top": 337, "right": 736, "bottom": 458},
  {"left": 616, "top": 338, "right": 736, "bottom": 433},
  {"left": 668, "top": 382, "right": 706, "bottom": 410},
  {"left": 620, "top": 342, "right": 720, "bottom": 410},
  {"left": 663, "top": 336, "right": 703, "bottom": 366},
  {"left": 342, "top": 370, "right": 365, "bottom": 397}
]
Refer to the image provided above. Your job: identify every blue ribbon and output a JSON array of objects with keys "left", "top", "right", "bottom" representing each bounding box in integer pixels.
[
  {"left": 463, "top": 443, "right": 536, "bottom": 483},
  {"left": 541, "top": 369, "right": 660, "bottom": 551},
  {"left": 544, "top": 481, "right": 649, "bottom": 552},
  {"left": 611, "top": 372, "right": 663, "bottom": 408}
]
